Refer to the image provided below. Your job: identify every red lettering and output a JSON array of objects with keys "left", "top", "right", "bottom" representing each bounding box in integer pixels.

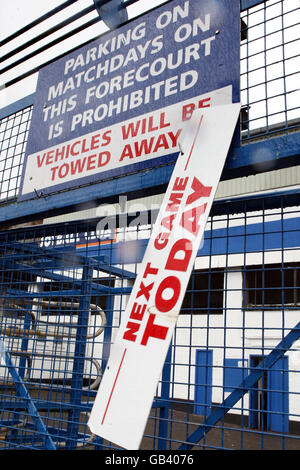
[
  {"left": 181, "top": 204, "right": 207, "bottom": 236},
  {"left": 134, "top": 137, "right": 154, "bottom": 156},
  {"left": 199, "top": 98, "right": 211, "bottom": 108},
  {"left": 182, "top": 99, "right": 211, "bottom": 121},
  {"left": 86, "top": 154, "right": 96, "bottom": 171},
  {"left": 55, "top": 146, "right": 65, "bottom": 162},
  {"left": 167, "top": 130, "right": 181, "bottom": 147},
  {"left": 81, "top": 139, "right": 90, "bottom": 153},
  {"left": 121, "top": 120, "right": 141, "bottom": 139},
  {"left": 148, "top": 116, "right": 158, "bottom": 132},
  {"left": 165, "top": 239, "right": 192, "bottom": 272},
  {"left": 155, "top": 276, "right": 181, "bottom": 313},
  {"left": 70, "top": 141, "right": 81, "bottom": 156},
  {"left": 154, "top": 233, "right": 169, "bottom": 250},
  {"left": 160, "top": 112, "right": 170, "bottom": 129},
  {"left": 123, "top": 321, "right": 140, "bottom": 342},
  {"left": 186, "top": 177, "right": 212, "bottom": 205},
  {"left": 182, "top": 103, "right": 195, "bottom": 121},
  {"left": 161, "top": 214, "right": 176, "bottom": 232},
  {"left": 102, "top": 130, "right": 111, "bottom": 146},
  {"left": 98, "top": 151, "right": 110, "bottom": 167},
  {"left": 90, "top": 134, "right": 101, "bottom": 150},
  {"left": 37, "top": 153, "right": 46, "bottom": 168},
  {"left": 141, "top": 314, "right": 168, "bottom": 346},
  {"left": 167, "top": 192, "right": 184, "bottom": 212},
  {"left": 46, "top": 151, "right": 54, "bottom": 165},
  {"left": 143, "top": 262, "right": 158, "bottom": 279},
  {"left": 173, "top": 177, "right": 189, "bottom": 192},
  {"left": 70, "top": 158, "right": 86, "bottom": 175},
  {"left": 58, "top": 162, "right": 69, "bottom": 179},
  {"left": 65, "top": 144, "right": 71, "bottom": 159},
  {"left": 50, "top": 166, "right": 58, "bottom": 181},
  {"left": 153, "top": 134, "right": 168, "bottom": 153},
  {"left": 120, "top": 144, "right": 133, "bottom": 160},
  {"left": 137, "top": 281, "right": 154, "bottom": 302},
  {"left": 130, "top": 303, "right": 146, "bottom": 321}
]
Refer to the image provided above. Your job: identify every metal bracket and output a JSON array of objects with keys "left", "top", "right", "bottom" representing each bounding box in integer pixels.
[{"left": 93, "top": 0, "right": 128, "bottom": 29}]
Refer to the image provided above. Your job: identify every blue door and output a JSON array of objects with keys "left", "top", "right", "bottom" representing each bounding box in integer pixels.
[
  {"left": 224, "top": 358, "right": 248, "bottom": 393},
  {"left": 194, "top": 349, "right": 213, "bottom": 417},
  {"left": 249, "top": 355, "right": 289, "bottom": 433},
  {"left": 267, "top": 356, "right": 289, "bottom": 433}
]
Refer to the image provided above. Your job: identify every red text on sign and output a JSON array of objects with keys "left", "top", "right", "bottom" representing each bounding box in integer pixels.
[{"left": 122, "top": 176, "right": 212, "bottom": 346}]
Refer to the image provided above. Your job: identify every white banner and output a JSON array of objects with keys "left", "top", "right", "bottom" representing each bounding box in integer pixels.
[
  {"left": 88, "top": 103, "right": 241, "bottom": 449},
  {"left": 19, "top": 86, "right": 232, "bottom": 198}
]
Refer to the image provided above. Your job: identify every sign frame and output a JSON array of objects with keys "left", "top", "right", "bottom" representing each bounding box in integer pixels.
[{"left": 18, "top": 0, "right": 240, "bottom": 201}]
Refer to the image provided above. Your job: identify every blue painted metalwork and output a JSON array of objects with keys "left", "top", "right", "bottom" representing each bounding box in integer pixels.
[
  {"left": 46, "top": 212, "right": 298, "bottom": 266},
  {"left": 267, "top": 356, "right": 289, "bottom": 433},
  {"left": 101, "top": 292, "right": 115, "bottom": 371},
  {"left": 93, "top": 0, "right": 128, "bottom": 29},
  {"left": 224, "top": 358, "right": 248, "bottom": 393},
  {"left": 0, "top": 0, "right": 299, "bottom": 223},
  {"left": 0, "top": 191, "right": 299, "bottom": 449},
  {"left": 157, "top": 344, "right": 172, "bottom": 451},
  {"left": 0, "top": 222, "right": 134, "bottom": 449},
  {"left": 0, "top": 145, "right": 299, "bottom": 226},
  {"left": 1, "top": 343, "right": 56, "bottom": 450},
  {"left": 227, "top": 133, "right": 300, "bottom": 175},
  {"left": 178, "top": 321, "right": 300, "bottom": 450},
  {"left": 0, "top": 95, "right": 34, "bottom": 121},
  {"left": 194, "top": 350, "right": 213, "bottom": 417},
  {"left": 241, "top": 0, "right": 265, "bottom": 10},
  {"left": 66, "top": 264, "right": 93, "bottom": 449}
]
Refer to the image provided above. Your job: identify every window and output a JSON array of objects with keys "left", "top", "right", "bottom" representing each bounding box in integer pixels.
[
  {"left": 245, "top": 263, "right": 300, "bottom": 308},
  {"left": 40, "top": 277, "right": 114, "bottom": 315},
  {"left": 181, "top": 268, "right": 224, "bottom": 315}
]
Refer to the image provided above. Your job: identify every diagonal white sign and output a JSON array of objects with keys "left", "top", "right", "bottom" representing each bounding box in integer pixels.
[{"left": 88, "top": 103, "right": 241, "bottom": 449}]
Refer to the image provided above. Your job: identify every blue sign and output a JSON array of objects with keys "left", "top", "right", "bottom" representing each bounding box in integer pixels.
[{"left": 19, "top": 0, "right": 240, "bottom": 201}]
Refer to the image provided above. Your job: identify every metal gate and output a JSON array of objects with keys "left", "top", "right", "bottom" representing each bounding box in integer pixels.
[{"left": 0, "top": 191, "right": 299, "bottom": 450}]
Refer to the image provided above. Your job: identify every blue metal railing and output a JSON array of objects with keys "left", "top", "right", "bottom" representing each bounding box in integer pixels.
[
  {"left": 0, "top": 0, "right": 299, "bottom": 225},
  {"left": 0, "top": 193, "right": 299, "bottom": 449}
]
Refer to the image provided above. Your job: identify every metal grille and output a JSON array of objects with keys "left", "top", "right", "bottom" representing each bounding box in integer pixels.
[
  {"left": 0, "top": 192, "right": 299, "bottom": 450},
  {"left": 0, "top": 106, "right": 32, "bottom": 202},
  {"left": 240, "top": 0, "right": 300, "bottom": 139}
]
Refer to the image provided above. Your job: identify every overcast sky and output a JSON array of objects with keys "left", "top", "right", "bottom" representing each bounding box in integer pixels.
[
  {"left": 1, "top": 0, "right": 166, "bottom": 39},
  {"left": 0, "top": 0, "right": 165, "bottom": 107}
]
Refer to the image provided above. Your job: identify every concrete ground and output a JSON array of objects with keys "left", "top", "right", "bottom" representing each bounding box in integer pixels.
[
  {"left": 0, "top": 386, "right": 299, "bottom": 450},
  {"left": 139, "top": 408, "right": 300, "bottom": 451}
]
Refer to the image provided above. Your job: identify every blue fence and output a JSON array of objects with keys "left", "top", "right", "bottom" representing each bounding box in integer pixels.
[{"left": 0, "top": 191, "right": 299, "bottom": 450}]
